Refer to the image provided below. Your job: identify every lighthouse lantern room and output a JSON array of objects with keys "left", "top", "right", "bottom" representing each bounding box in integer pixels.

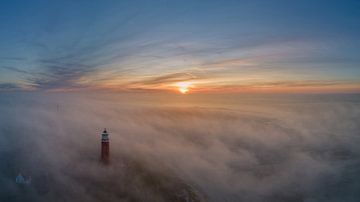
[{"left": 101, "top": 128, "right": 110, "bottom": 164}]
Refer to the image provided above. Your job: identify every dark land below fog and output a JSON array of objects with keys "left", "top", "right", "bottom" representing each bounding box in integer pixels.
[{"left": 0, "top": 93, "right": 360, "bottom": 202}]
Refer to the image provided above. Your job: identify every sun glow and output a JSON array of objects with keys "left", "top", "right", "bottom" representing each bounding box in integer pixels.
[{"left": 176, "top": 82, "right": 192, "bottom": 94}]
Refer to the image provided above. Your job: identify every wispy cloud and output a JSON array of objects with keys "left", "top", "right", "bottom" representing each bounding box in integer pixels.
[
  {"left": 0, "top": 83, "right": 21, "bottom": 90},
  {"left": 0, "top": 1, "right": 359, "bottom": 93}
]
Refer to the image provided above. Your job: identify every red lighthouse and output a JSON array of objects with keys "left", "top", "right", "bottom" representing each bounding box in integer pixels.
[{"left": 101, "top": 128, "right": 110, "bottom": 164}]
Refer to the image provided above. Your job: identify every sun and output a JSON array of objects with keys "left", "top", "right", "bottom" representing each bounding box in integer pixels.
[
  {"left": 179, "top": 87, "right": 188, "bottom": 94},
  {"left": 176, "top": 82, "right": 191, "bottom": 94}
]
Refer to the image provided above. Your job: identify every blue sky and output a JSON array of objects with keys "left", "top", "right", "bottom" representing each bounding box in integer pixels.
[{"left": 0, "top": 0, "right": 359, "bottom": 92}]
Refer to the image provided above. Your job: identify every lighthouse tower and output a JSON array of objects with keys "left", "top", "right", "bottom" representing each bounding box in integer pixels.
[{"left": 101, "top": 128, "right": 110, "bottom": 164}]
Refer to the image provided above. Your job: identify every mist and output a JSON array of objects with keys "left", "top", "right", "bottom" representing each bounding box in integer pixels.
[{"left": 0, "top": 92, "right": 359, "bottom": 202}]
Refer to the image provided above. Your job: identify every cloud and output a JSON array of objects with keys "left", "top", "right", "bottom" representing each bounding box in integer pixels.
[
  {"left": 0, "top": 57, "right": 27, "bottom": 61},
  {"left": 0, "top": 93, "right": 359, "bottom": 201},
  {"left": 0, "top": 66, "right": 31, "bottom": 75},
  {"left": 141, "top": 73, "right": 197, "bottom": 85},
  {"left": 0, "top": 83, "right": 24, "bottom": 91}
]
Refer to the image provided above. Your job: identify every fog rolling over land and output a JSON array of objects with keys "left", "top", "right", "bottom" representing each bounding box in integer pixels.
[{"left": 0, "top": 93, "right": 359, "bottom": 202}]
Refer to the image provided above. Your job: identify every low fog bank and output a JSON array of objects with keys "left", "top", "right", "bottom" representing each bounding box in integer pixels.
[{"left": 0, "top": 92, "right": 360, "bottom": 202}]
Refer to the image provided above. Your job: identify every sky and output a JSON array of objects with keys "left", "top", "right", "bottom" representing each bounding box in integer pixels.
[{"left": 0, "top": 0, "right": 359, "bottom": 93}]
